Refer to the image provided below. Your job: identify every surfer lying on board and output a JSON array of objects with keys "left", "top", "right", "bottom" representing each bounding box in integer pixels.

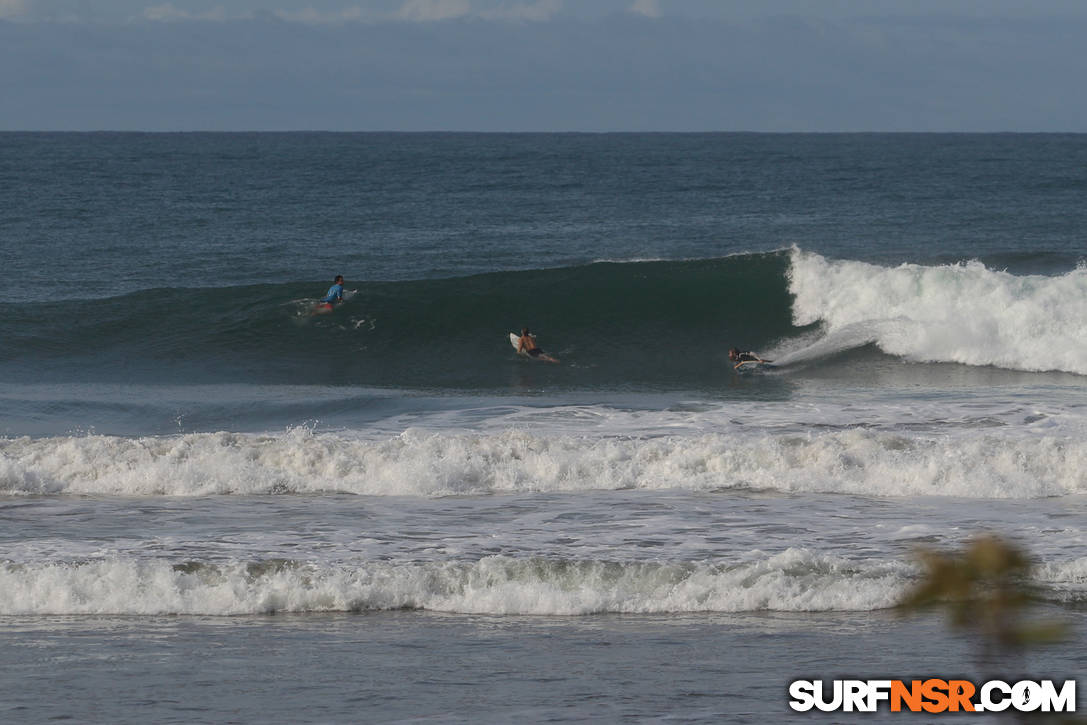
[
  {"left": 728, "top": 347, "right": 770, "bottom": 369},
  {"left": 314, "top": 275, "right": 344, "bottom": 313},
  {"left": 518, "top": 327, "right": 560, "bottom": 364}
]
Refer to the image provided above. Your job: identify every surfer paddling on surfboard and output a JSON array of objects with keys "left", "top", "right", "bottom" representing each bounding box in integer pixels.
[
  {"left": 516, "top": 327, "right": 560, "bottom": 364},
  {"left": 729, "top": 347, "right": 770, "bottom": 369},
  {"left": 313, "top": 275, "right": 344, "bottom": 314}
]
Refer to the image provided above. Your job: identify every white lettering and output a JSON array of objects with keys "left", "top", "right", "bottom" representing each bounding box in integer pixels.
[
  {"left": 1040, "top": 680, "right": 1076, "bottom": 713},
  {"left": 1013, "top": 681, "right": 1043, "bottom": 712},
  {"left": 788, "top": 677, "right": 1076, "bottom": 714},
  {"left": 981, "top": 680, "right": 1011, "bottom": 712},
  {"left": 843, "top": 680, "right": 868, "bottom": 712},
  {"left": 814, "top": 680, "right": 843, "bottom": 712},
  {"left": 788, "top": 680, "right": 816, "bottom": 712},
  {"left": 866, "top": 680, "right": 892, "bottom": 710}
]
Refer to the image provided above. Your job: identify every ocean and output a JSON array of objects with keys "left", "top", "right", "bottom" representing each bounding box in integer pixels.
[{"left": 1, "top": 132, "right": 1085, "bottom": 723}]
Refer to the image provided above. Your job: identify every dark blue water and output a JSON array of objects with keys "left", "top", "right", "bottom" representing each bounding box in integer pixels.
[
  {"left": 3, "top": 133, "right": 1086, "bottom": 396},
  {"left": 5, "top": 133, "right": 1085, "bottom": 302}
]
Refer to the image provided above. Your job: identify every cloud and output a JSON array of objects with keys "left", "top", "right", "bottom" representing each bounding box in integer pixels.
[
  {"left": 0, "top": 0, "right": 26, "bottom": 20},
  {"left": 480, "top": 0, "right": 562, "bottom": 22},
  {"left": 394, "top": 0, "right": 560, "bottom": 24},
  {"left": 142, "top": 4, "right": 230, "bottom": 22},
  {"left": 627, "top": 0, "right": 661, "bottom": 18},
  {"left": 396, "top": 0, "right": 472, "bottom": 22},
  {"left": 273, "top": 7, "right": 372, "bottom": 25}
]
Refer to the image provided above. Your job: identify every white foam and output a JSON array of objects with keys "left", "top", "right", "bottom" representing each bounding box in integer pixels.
[
  {"left": 2, "top": 425, "right": 1084, "bottom": 498},
  {"left": 786, "top": 248, "right": 1087, "bottom": 374},
  {"left": 0, "top": 550, "right": 909, "bottom": 616},
  {"left": 1034, "top": 557, "right": 1087, "bottom": 601}
]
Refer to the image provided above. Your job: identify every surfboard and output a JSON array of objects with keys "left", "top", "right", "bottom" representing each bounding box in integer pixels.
[
  {"left": 734, "top": 360, "right": 773, "bottom": 371},
  {"left": 312, "top": 289, "right": 358, "bottom": 315}
]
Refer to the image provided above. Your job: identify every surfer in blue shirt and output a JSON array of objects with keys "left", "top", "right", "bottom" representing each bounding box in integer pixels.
[{"left": 314, "top": 275, "right": 344, "bottom": 314}]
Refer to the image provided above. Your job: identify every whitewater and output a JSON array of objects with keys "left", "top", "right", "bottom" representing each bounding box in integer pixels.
[
  {"left": 785, "top": 248, "right": 1087, "bottom": 374},
  {"left": 4, "top": 247, "right": 1087, "bottom": 620},
  {"left": 2, "top": 410, "right": 1086, "bottom": 499},
  {"left": 3, "top": 132, "right": 1086, "bottom": 723}
]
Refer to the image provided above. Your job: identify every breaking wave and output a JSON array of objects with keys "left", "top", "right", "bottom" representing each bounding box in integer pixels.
[
  {"left": 0, "top": 551, "right": 910, "bottom": 616},
  {"left": 2, "top": 248, "right": 1084, "bottom": 388},
  {"left": 2, "top": 426, "right": 1084, "bottom": 498},
  {"left": 785, "top": 248, "right": 1087, "bottom": 374}
]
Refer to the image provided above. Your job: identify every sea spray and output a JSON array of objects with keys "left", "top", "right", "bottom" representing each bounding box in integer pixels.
[{"left": 788, "top": 248, "right": 1087, "bottom": 374}]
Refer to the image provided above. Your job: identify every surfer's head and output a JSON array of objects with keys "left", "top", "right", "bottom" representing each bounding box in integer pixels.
[
  {"left": 728, "top": 348, "right": 740, "bottom": 360},
  {"left": 334, "top": 275, "right": 343, "bottom": 284},
  {"left": 522, "top": 327, "right": 530, "bottom": 336}
]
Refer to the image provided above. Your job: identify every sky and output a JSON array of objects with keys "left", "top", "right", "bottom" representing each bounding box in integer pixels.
[{"left": 2, "top": 0, "right": 1087, "bottom": 131}]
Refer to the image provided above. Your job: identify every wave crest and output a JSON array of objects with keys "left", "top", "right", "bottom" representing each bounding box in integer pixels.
[
  {"left": 3, "top": 427, "right": 1083, "bottom": 498},
  {"left": 0, "top": 551, "right": 909, "bottom": 616},
  {"left": 788, "top": 248, "right": 1087, "bottom": 374}
]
